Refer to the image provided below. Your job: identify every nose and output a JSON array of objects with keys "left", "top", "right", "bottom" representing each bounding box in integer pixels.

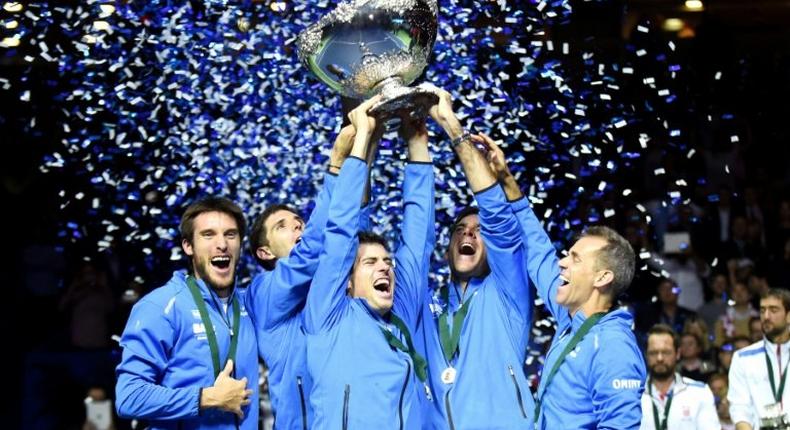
[
  {"left": 293, "top": 222, "right": 303, "bottom": 232},
  {"left": 558, "top": 255, "right": 569, "bottom": 269}
]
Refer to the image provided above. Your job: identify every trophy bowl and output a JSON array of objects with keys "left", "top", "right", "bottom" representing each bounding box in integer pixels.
[{"left": 297, "top": 0, "right": 439, "bottom": 123}]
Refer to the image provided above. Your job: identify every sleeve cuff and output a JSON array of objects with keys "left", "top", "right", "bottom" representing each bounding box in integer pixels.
[{"left": 509, "top": 195, "right": 531, "bottom": 211}]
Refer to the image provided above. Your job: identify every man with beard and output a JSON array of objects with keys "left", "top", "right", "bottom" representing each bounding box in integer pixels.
[
  {"left": 482, "top": 136, "right": 645, "bottom": 428},
  {"left": 304, "top": 95, "right": 434, "bottom": 429},
  {"left": 729, "top": 289, "right": 790, "bottom": 429},
  {"left": 639, "top": 324, "right": 719, "bottom": 429},
  {"left": 116, "top": 197, "right": 257, "bottom": 429},
  {"left": 418, "top": 89, "right": 535, "bottom": 429}
]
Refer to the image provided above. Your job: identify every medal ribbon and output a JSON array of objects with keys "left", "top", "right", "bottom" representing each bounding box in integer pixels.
[
  {"left": 438, "top": 284, "right": 475, "bottom": 363},
  {"left": 186, "top": 276, "right": 240, "bottom": 378}
]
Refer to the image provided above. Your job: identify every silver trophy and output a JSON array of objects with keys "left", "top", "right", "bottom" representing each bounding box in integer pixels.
[{"left": 297, "top": 0, "right": 439, "bottom": 125}]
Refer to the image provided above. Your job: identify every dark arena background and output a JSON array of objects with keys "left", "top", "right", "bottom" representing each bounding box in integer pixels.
[{"left": 2, "top": 0, "right": 789, "bottom": 428}]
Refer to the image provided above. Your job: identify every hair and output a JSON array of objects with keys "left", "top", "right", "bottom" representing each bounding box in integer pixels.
[
  {"left": 760, "top": 288, "right": 790, "bottom": 313},
  {"left": 180, "top": 197, "right": 246, "bottom": 244},
  {"left": 451, "top": 206, "right": 480, "bottom": 230},
  {"left": 358, "top": 231, "right": 390, "bottom": 252},
  {"left": 580, "top": 226, "right": 635, "bottom": 298},
  {"left": 647, "top": 323, "right": 680, "bottom": 351},
  {"left": 249, "top": 204, "right": 298, "bottom": 270}
]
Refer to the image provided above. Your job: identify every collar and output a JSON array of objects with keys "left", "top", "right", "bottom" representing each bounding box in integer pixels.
[
  {"left": 649, "top": 373, "right": 684, "bottom": 400},
  {"left": 447, "top": 277, "right": 483, "bottom": 309}
]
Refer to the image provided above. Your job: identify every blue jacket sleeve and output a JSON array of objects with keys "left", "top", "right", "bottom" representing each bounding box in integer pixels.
[
  {"left": 392, "top": 162, "right": 435, "bottom": 330},
  {"left": 115, "top": 300, "right": 201, "bottom": 420},
  {"left": 510, "top": 197, "right": 569, "bottom": 328},
  {"left": 303, "top": 157, "right": 368, "bottom": 334},
  {"left": 588, "top": 331, "right": 646, "bottom": 429},
  {"left": 246, "top": 173, "right": 337, "bottom": 330},
  {"left": 475, "top": 185, "right": 532, "bottom": 322}
]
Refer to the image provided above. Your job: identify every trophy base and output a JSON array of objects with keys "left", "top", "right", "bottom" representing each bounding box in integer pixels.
[{"left": 370, "top": 82, "right": 440, "bottom": 128}]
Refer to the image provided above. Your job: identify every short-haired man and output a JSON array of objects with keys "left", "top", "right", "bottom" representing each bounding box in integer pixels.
[
  {"left": 304, "top": 95, "right": 434, "bottom": 428},
  {"left": 728, "top": 288, "right": 790, "bottom": 429},
  {"left": 244, "top": 123, "right": 374, "bottom": 429},
  {"left": 417, "top": 89, "right": 535, "bottom": 428},
  {"left": 640, "top": 324, "right": 720, "bottom": 429},
  {"left": 484, "top": 136, "right": 645, "bottom": 428},
  {"left": 116, "top": 197, "right": 257, "bottom": 428}
]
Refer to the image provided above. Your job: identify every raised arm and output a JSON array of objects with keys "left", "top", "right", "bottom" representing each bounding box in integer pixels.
[
  {"left": 246, "top": 126, "right": 358, "bottom": 329},
  {"left": 483, "top": 136, "right": 568, "bottom": 326},
  {"left": 303, "top": 96, "right": 379, "bottom": 333},
  {"left": 392, "top": 117, "right": 435, "bottom": 329}
]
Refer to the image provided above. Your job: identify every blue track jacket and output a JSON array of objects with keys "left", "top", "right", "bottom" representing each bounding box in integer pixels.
[
  {"left": 510, "top": 197, "right": 645, "bottom": 430},
  {"left": 420, "top": 184, "right": 535, "bottom": 430},
  {"left": 304, "top": 157, "right": 434, "bottom": 430},
  {"left": 116, "top": 271, "right": 259, "bottom": 429},
  {"left": 246, "top": 172, "right": 370, "bottom": 430}
]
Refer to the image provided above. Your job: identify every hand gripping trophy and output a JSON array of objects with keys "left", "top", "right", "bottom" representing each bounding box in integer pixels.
[{"left": 297, "top": 0, "right": 440, "bottom": 126}]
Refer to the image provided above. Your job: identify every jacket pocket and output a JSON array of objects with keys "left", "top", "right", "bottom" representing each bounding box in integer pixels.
[
  {"left": 343, "top": 384, "right": 350, "bottom": 430},
  {"left": 508, "top": 365, "right": 527, "bottom": 418}
]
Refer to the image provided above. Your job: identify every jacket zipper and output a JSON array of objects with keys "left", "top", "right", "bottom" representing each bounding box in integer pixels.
[
  {"left": 445, "top": 389, "right": 456, "bottom": 430},
  {"left": 297, "top": 376, "right": 307, "bottom": 430},
  {"left": 398, "top": 360, "right": 412, "bottom": 430},
  {"left": 508, "top": 365, "right": 527, "bottom": 418},
  {"left": 343, "top": 384, "right": 350, "bottom": 430}
]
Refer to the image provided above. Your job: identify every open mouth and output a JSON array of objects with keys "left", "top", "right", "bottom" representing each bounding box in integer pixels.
[
  {"left": 211, "top": 255, "right": 231, "bottom": 270},
  {"left": 458, "top": 242, "right": 476, "bottom": 256},
  {"left": 559, "top": 275, "right": 570, "bottom": 287},
  {"left": 373, "top": 277, "right": 391, "bottom": 293}
]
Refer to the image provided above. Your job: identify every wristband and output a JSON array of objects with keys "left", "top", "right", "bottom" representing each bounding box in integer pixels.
[{"left": 451, "top": 131, "right": 472, "bottom": 147}]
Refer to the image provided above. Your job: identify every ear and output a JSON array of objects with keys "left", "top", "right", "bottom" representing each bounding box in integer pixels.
[
  {"left": 182, "top": 238, "right": 194, "bottom": 257},
  {"left": 593, "top": 269, "right": 615, "bottom": 289},
  {"left": 346, "top": 279, "right": 354, "bottom": 297},
  {"left": 256, "top": 246, "right": 276, "bottom": 263}
]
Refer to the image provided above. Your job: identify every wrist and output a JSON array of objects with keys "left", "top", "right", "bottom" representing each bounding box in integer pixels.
[{"left": 199, "top": 387, "right": 216, "bottom": 410}]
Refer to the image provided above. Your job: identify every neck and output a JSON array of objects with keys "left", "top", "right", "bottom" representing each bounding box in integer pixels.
[
  {"left": 663, "top": 303, "right": 677, "bottom": 315},
  {"left": 570, "top": 295, "right": 612, "bottom": 318},
  {"left": 651, "top": 374, "right": 675, "bottom": 394},
  {"left": 214, "top": 287, "right": 231, "bottom": 298}
]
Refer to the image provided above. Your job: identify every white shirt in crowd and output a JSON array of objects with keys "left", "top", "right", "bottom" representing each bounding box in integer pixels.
[
  {"left": 640, "top": 373, "right": 720, "bottom": 430},
  {"left": 729, "top": 338, "right": 790, "bottom": 428}
]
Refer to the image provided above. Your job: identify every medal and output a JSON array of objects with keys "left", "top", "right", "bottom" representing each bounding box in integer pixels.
[{"left": 441, "top": 367, "right": 457, "bottom": 384}]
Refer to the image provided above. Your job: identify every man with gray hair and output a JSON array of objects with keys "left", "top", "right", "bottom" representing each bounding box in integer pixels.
[{"left": 481, "top": 137, "right": 646, "bottom": 429}]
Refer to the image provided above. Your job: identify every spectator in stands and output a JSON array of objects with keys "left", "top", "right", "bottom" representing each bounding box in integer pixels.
[
  {"left": 678, "top": 331, "right": 716, "bottom": 382},
  {"left": 698, "top": 273, "right": 729, "bottom": 337},
  {"left": 714, "top": 281, "right": 758, "bottom": 346}
]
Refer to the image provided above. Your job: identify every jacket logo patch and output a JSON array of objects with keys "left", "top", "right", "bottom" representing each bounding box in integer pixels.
[
  {"left": 611, "top": 379, "right": 641, "bottom": 389},
  {"left": 191, "top": 310, "right": 201, "bottom": 319},
  {"left": 192, "top": 323, "right": 206, "bottom": 334}
]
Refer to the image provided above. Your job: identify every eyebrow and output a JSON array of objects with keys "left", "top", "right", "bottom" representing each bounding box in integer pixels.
[{"left": 570, "top": 250, "right": 580, "bottom": 260}]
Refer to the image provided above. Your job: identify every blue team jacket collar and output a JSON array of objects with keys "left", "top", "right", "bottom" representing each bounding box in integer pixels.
[{"left": 448, "top": 277, "right": 483, "bottom": 308}]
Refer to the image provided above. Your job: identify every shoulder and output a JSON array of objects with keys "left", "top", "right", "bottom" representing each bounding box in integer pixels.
[
  {"left": 735, "top": 340, "right": 766, "bottom": 358},
  {"left": 680, "top": 376, "right": 708, "bottom": 389},
  {"left": 132, "top": 273, "right": 190, "bottom": 317}
]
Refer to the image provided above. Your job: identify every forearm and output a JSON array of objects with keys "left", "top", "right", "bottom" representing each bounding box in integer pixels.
[
  {"left": 454, "top": 139, "right": 497, "bottom": 193},
  {"left": 116, "top": 374, "right": 201, "bottom": 420},
  {"left": 500, "top": 173, "right": 523, "bottom": 201}
]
